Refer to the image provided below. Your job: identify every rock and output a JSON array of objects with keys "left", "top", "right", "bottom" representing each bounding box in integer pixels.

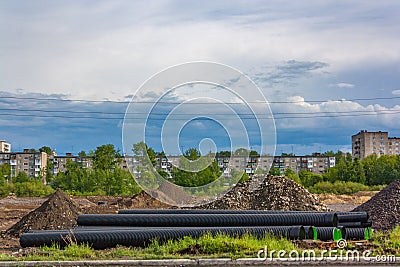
[
  {"left": 199, "top": 174, "right": 329, "bottom": 211},
  {"left": 353, "top": 180, "right": 400, "bottom": 230}
]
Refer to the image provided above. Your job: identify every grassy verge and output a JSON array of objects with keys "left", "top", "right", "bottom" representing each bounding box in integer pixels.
[
  {"left": 0, "top": 233, "right": 297, "bottom": 261},
  {"left": 0, "top": 228, "right": 399, "bottom": 261},
  {"left": 369, "top": 226, "right": 400, "bottom": 256}
]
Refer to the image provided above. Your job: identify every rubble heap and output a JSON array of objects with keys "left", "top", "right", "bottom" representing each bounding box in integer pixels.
[
  {"left": 200, "top": 174, "right": 329, "bottom": 211},
  {"left": 6, "top": 189, "right": 81, "bottom": 237},
  {"left": 353, "top": 180, "right": 400, "bottom": 230}
]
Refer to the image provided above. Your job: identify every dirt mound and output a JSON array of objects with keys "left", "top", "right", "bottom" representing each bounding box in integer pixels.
[
  {"left": 129, "top": 191, "right": 172, "bottom": 209},
  {"left": 5, "top": 189, "right": 81, "bottom": 237},
  {"left": 353, "top": 180, "right": 400, "bottom": 230},
  {"left": 199, "top": 174, "right": 329, "bottom": 211}
]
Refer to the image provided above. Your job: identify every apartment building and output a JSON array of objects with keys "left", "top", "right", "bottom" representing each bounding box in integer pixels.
[
  {"left": 0, "top": 140, "right": 11, "bottom": 153},
  {"left": 151, "top": 154, "right": 335, "bottom": 177},
  {"left": 388, "top": 137, "right": 400, "bottom": 156},
  {"left": 0, "top": 149, "right": 47, "bottom": 178},
  {"left": 352, "top": 130, "right": 400, "bottom": 159},
  {"left": 49, "top": 153, "right": 93, "bottom": 175}
]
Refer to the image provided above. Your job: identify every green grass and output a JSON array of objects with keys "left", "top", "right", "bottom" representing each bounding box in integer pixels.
[
  {"left": 370, "top": 225, "right": 400, "bottom": 256},
  {"left": 1, "top": 229, "right": 399, "bottom": 261},
  {"left": 0, "top": 233, "right": 298, "bottom": 261}
]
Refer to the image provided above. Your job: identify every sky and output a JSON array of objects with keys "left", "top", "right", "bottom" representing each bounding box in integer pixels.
[{"left": 0, "top": 0, "right": 400, "bottom": 156}]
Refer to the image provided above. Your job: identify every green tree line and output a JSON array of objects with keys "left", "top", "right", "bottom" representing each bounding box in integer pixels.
[
  {"left": 0, "top": 144, "right": 142, "bottom": 197},
  {"left": 270, "top": 152, "right": 399, "bottom": 194}
]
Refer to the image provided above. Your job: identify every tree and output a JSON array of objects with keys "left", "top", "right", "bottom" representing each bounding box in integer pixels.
[
  {"left": 15, "top": 172, "right": 30, "bottom": 183},
  {"left": 171, "top": 148, "right": 221, "bottom": 187},
  {"left": 249, "top": 150, "right": 260, "bottom": 157},
  {"left": 91, "top": 144, "right": 121, "bottom": 172},
  {"left": 234, "top": 148, "right": 249, "bottom": 156},
  {"left": 269, "top": 167, "right": 281, "bottom": 176},
  {"left": 132, "top": 141, "right": 156, "bottom": 167},
  {"left": 322, "top": 150, "right": 335, "bottom": 157},
  {"left": 299, "top": 170, "right": 323, "bottom": 188},
  {"left": 0, "top": 164, "right": 10, "bottom": 186},
  {"left": 78, "top": 150, "right": 87, "bottom": 157},
  {"left": 362, "top": 154, "right": 377, "bottom": 185},
  {"left": 284, "top": 168, "right": 301, "bottom": 184},
  {"left": 184, "top": 148, "right": 201, "bottom": 160},
  {"left": 216, "top": 151, "right": 231, "bottom": 157},
  {"left": 39, "top": 146, "right": 53, "bottom": 155}
]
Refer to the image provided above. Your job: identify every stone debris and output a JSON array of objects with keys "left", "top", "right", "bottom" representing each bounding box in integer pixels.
[
  {"left": 199, "top": 174, "right": 330, "bottom": 211},
  {"left": 353, "top": 180, "right": 400, "bottom": 230}
]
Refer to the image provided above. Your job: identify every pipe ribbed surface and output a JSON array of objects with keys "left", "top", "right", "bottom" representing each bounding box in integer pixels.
[
  {"left": 302, "top": 226, "right": 317, "bottom": 240},
  {"left": 77, "top": 213, "right": 338, "bottom": 227},
  {"left": 345, "top": 227, "right": 372, "bottom": 240},
  {"left": 314, "top": 227, "right": 343, "bottom": 241},
  {"left": 20, "top": 226, "right": 306, "bottom": 249},
  {"left": 119, "top": 209, "right": 367, "bottom": 220},
  {"left": 338, "top": 221, "right": 372, "bottom": 228}
]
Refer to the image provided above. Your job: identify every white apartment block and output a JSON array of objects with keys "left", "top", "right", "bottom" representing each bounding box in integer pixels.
[{"left": 0, "top": 140, "right": 11, "bottom": 153}]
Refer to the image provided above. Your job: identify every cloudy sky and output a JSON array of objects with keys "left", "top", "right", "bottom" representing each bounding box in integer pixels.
[{"left": 1, "top": 0, "right": 399, "bottom": 156}]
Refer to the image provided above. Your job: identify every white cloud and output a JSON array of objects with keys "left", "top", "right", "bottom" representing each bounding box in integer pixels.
[
  {"left": 1, "top": 1, "right": 399, "bottom": 100},
  {"left": 392, "top": 90, "right": 400, "bottom": 95},
  {"left": 271, "top": 96, "right": 400, "bottom": 130},
  {"left": 335, "top": 83, "right": 354, "bottom": 88}
]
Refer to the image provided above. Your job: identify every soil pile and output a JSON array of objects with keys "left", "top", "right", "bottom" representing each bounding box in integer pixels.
[
  {"left": 353, "top": 180, "right": 400, "bottom": 230},
  {"left": 5, "top": 189, "right": 81, "bottom": 237},
  {"left": 129, "top": 191, "right": 172, "bottom": 209},
  {"left": 199, "top": 174, "right": 329, "bottom": 211}
]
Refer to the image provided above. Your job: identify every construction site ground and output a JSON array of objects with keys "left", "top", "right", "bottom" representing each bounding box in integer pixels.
[{"left": 0, "top": 191, "right": 377, "bottom": 254}]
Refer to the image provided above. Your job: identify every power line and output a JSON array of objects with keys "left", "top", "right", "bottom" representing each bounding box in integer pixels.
[
  {"left": 0, "top": 110, "right": 399, "bottom": 120},
  {"left": 1, "top": 95, "right": 400, "bottom": 104},
  {"left": 0, "top": 107, "right": 399, "bottom": 116}
]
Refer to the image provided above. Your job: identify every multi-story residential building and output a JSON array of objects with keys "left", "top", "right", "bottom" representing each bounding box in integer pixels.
[
  {"left": 0, "top": 149, "right": 47, "bottom": 179},
  {"left": 0, "top": 140, "right": 11, "bottom": 153},
  {"left": 388, "top": 137, "right": 400, "bottom": 156},
  {"left": 49, "top": 152, "right": 93, "bottom": 175},
  {"left": 352, "top": 130, "right": 400, "bottom": 159},
  {"left": 263, "top": 155, "right": 335, "bottom": 175},
  {"left": 150, "top": 154, "right": 335, "bottom": 177}
]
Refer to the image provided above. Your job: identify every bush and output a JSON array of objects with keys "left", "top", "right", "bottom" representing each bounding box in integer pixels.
[{"left": 308, "top": 181, "right": 375, "bottom": 195}]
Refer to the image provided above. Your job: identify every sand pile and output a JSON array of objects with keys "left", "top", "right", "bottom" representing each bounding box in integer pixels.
[
  {"left": 199, "top": 174, "right": 329, "bottom": 211},
  {"left": 6, "top": 189, "right": 81, "bottom": 237},
  {"left": 353, "top": 180, "right": 400, "bottom": 230}
]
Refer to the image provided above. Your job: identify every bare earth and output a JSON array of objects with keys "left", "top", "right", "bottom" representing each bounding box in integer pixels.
[{"left": 0, "top": 191, "right": 376, "bottom": 254}]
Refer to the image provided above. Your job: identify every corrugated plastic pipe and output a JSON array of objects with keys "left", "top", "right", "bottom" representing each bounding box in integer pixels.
[
  {"left": 20, "top": 226, "right": 307, "bottom": 249},
  {"left": 338, "top": 221, "right": 372, "bottom": 228},
  {"left": 315, "top": 227, "right": 344, "bottom": 242},
  {"left": 345, "top": 227, "right": 372, "bottom": 240},
  {"left": 118, "top": 209, "right": 366, "bottom": 223},
  {"left": 119, "top": 209, "right": 366, "bottom": 217},
  {"left": 77, "top": 213, "right": 338, "bottom": 227}
]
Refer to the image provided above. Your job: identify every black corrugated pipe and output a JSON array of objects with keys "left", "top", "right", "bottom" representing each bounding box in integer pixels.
[
  {"left": 335, "top": 212, "right": 369, "bottom": 223},
  {"left": 119, "top": 209, "right": 367, "bottom": 219},
  {"left": 338, "top": 221, "right": 372, "bottom": 228},
  {"left": 118, "top": 210, "right": 366, "bottom": 224},
  {"left": 20, "top": 226, "right": 307, "bottom": 249},
  {"left": 77, "top": 213, "right": 338, "bottom": 227},
  {"left": 314, "top": 227, "right": 345, "bottom": 242},
  {"left": 302, "top": 226, "right": 316, "bottom": 240},
  {"left": 345, "top": 227, "right": 372, "bottom": 240}
]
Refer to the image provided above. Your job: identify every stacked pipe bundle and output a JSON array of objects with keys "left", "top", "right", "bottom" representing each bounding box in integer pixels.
[{"left": 20, "top": 209, "right": 371, "bottom": 249}]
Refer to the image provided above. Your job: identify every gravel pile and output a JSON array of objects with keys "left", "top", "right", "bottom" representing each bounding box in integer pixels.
[
  {"left": 199, "top": 174, "right": 329, "bottom": 211},
  {"left": 6, "top": 189, "right": 81, "bottom": 237},
  {"left": 353, "top": 180, "right": 400, "bottom": 230}
]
